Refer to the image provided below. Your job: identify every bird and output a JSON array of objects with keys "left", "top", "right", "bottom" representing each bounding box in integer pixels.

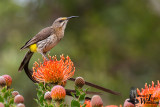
[
  {"left": 18, "top": 16, "right": 78, "bottom": 73},
  {"left": 19, "top": 16, "right": 121, "bottom": 96}
]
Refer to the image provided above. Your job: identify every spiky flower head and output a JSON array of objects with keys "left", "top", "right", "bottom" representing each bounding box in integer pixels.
[
  {"left": 85, "top": 100, "right": 91, "bottom": 107},
  {"left": 32, "top": 55, "right": 75, "bottom": 84},
  {"left": 123, "top": 99, "right": 134, "bottom": 107},
  {"left": 75, "top": 77, "right": 85, "bottom": 88},
  {"left": 0, "top": 76, "right": 6, "bottom": 88},
  {"left": 80, "top": 100, "right": 91, "bottom": 107},
  {"left": 91, "top": 95, "right": 103, "bottom": 107},
  {"left": 2, "top": 75, "right": 12, "bottom": 88},
  {"left": 51, "top": 85, "right": 66, "bottom": 101},
  {"left": 0, "top": 103, "right": 4, "bottom": 107},
  {"left": 16, "top": 103, "right": 25, "bottom": 107},
  {"left": 12, "top": 91, "right": 19, "bottom": 97},
  {"left": 152, "top": 88, "right": 160, "bottom": 99},
  {"left": 14, "top": 95, "right": 24, "bottom": 104},
  {"left": 44, "top": 91, "right": 52, "bottom": 100},
  {"left": 136, "top": 80, "right": 160, "bottom": 107},
  {"left": 82, "top": 100, "right": 91, "bottom": 107}
]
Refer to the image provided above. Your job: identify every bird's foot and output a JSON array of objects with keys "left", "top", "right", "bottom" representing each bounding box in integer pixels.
[
  {"left": 43, "top": 56, "right": 49, "bottom": 61},
  {"left": 41, "top": 53, "right": 49, "bottom": 61}
]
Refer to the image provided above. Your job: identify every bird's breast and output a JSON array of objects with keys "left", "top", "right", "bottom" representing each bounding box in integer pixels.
[{"left": 36, "top": 35, "right": 59, "bottom": 53}]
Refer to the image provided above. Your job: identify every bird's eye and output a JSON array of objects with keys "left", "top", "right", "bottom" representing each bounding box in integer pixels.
[{"left": 59, "top": 20, "right": 63, "bottom": 23}]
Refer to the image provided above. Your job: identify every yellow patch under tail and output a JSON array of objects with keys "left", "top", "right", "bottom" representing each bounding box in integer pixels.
[{"left": 29, "top": 44, "right": 37, "bottom": 52}]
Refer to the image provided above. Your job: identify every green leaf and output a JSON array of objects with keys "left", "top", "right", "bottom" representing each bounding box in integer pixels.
[
  {"left": 34, "top": 99, "right": 39, "bottom": 104},
  {"left": 9, "top": 88, "right": 13, "bottom": 92},
  {"left": 44, "top": 104, "right": 48, "bottom": 107},
  {"left": 71, "top": 100, "right": 80, "bottom": 107},
  {"left": 46, "top": 85, "right": 51, "bottom": 91},
  {"left": 84, "top": 88, "right": 89, "bottom": 92},
  {"left": 79, "top": 93, "right": 85, "bottom": 105},
  {"left": 63, "top": 104, "right": 69, "bottom": 107},
  {"left": 76, "top": 89, "right": 81, "bottom": 96},
  {"left": 79, "top": 88, "right": 83, "bottom": 92},
  {"left": 35, "top": 83, "right": 39, "bottom": 86},
  {"left": 49, "top": 105, "right": 54, "bottom": 107},
  {"left": 4, "top": 104, "right": 9, "bottom": 107},
  {"left": 59, "top": 103, "right": 64, "bottom": 107},
  {"left": 82, "top": 104, "right": 86, "bottom": 107},
  {"left": 37, "top": 90, "right": 43, "bottom": 99},
  {"left": 1, "top": 87, "right": 7, "bottom": 93},
  {"left": 71, "top": 92, "right": 76, "bottom": 98},
  {"left": 4, "top": 91, "right": 10, "bottom": 100},
  {"left": 9, "top": 98, "right": 14, "bottom": 105},
  {"left": 39, "top": 83, "right": 44, "bottom": 88},
  {"left": 0, "top": 96, "right": 4, "bottom": 102},
  {"left": 39, "top": 96, "right": 44, "bottom": 106}
]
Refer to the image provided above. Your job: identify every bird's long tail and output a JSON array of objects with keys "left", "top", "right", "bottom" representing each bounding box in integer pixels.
[
  {"left": 24, "top": 58, "right": 38, "bottom": 83},
  {"left": 18, "top": 50, "right": 33, "bottom": 72}
]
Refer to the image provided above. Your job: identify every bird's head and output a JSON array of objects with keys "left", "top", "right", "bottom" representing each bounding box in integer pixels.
[{"left": 52, "top": 16, "right": 78, "bottom": 31}]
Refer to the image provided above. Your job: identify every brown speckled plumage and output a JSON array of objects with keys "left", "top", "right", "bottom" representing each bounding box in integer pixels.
[{"left": 18, "top": 16, "right": 78, "bottom": 73}]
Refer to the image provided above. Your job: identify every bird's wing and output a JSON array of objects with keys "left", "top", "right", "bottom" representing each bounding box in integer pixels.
[{"left": 20, "top": 27, "right": 52, "bottom": 50}]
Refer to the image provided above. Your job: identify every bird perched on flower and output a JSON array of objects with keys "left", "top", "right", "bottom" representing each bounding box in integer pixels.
[
  {"left": 18, "top": 16, "right": 78, "bottom": 74},
  {"left": 20, "top": 16, "right": 121, "bottom": 96}
]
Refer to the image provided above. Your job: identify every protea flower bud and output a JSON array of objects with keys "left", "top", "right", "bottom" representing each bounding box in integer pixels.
[
  {"left": 0, "top": 76, "right": 6, "bottom": 88},
  {"left": 0, "top": 103, "right": 4, "bottom": 107},
  {"left": 123, "top": 99, "right": 134, "bottom": 107},
  {"left": 75, "top": 77, "right": 85, "bottom": 88},
  {"left": 44, "top": 91, "right": 52, "bottom": 104},
  {"left": 16, "top": 103, "right": 25, "bottom": 107},
  {"left": 91, "top": 95, "right": 103, "bottom": 107},
  {"left": 51, "top": 85, "right": 66, "bottom": 101},
  {"left": 12, "top": 91, "right": 19, "bottom": 97},
  {"left": 2, "top": 75, "right": 12, "bottom": 88},
  {"left": 14, "top": 95, "right": 24, "bottom": 104},
  {"left": 44, "top": 91, "right": 52, "bottom": 100}
]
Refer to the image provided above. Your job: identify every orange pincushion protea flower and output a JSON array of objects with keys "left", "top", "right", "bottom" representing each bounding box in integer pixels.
[
  {"left": 136, "top": 80, "right": 160, "bottom": 107},
  {"left": 152, "top": 88, "right": 160, "bottom": 99},
  {"left": 80, "top": 100, "right": 91, "bottom": 107},
  {"left": 32, "top": 55, "right": 75, "bottom": 84},
  {"left": 84, "top": 100, "right": 91, "bottom": 107},
  {"left": 80, "top": 100, "right": 122, "bottom": 107}
]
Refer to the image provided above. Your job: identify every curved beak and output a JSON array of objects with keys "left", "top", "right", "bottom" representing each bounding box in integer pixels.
[{"left": 67, "top": 16, "right": 79, "bottom": 20}]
